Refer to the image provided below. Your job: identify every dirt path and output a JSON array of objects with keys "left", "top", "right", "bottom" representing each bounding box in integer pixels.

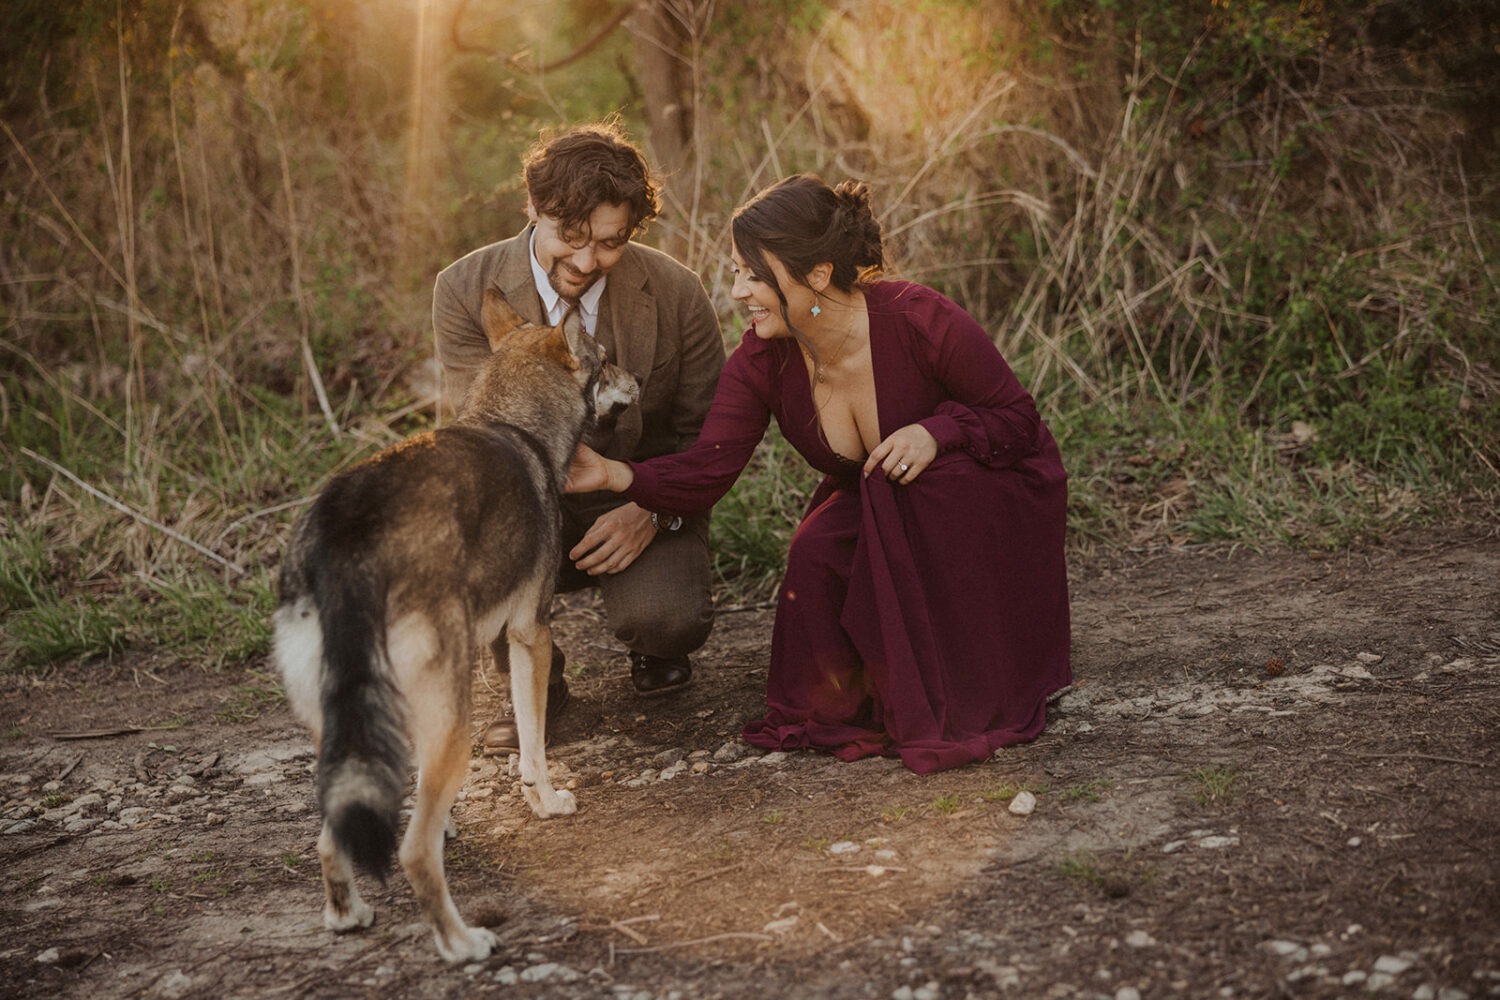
[{"left": 4, "top": 527, "right": 1498, "bottom": 999}]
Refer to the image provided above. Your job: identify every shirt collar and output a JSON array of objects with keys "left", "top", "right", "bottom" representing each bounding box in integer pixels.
[{"left": 528, "top": 228, "right": 606, "bottom": 334}]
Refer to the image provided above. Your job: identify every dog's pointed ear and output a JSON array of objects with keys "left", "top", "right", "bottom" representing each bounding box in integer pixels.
[
  {"left": 481, "top": 288, "right": 527, "bottom": 350},
  {"left": 557, "top": 308, "right": 598, "bottom": 367}
]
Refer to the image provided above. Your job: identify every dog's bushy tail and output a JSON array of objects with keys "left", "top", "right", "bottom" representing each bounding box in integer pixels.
[{"left": 314, "top": 560, "right": 406, "bottom": 883}]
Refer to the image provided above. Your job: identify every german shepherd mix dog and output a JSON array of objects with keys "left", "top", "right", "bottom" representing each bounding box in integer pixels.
[{"left": 273, "top": 290, "right": 638, "bottom": 962}]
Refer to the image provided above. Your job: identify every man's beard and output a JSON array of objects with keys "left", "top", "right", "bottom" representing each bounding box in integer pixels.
[{"left": 549, "top": 260, "right": 601, "bottom": 301}]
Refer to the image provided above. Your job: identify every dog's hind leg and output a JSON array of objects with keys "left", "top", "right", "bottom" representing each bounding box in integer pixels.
[
  {"left": 399, "top": 654, "right": 498, "bottom": 963},
  {"left": 509, "top": 618, "right": 578, "bottom": 819},
  {"left": 317, "top": 818, "right": 374, "bottom": 932}
]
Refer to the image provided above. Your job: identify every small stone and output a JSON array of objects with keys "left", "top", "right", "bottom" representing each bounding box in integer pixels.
[
  {"left": 1265, "top": 940, "right": 1307, "bottom": 960},
  {"left": 1342, "top": 970, "right": 1367, "bottom": 986},
  {"left": 1116, "top": 989, "right": 1143, "bottom": 1000},
  {"left": 35, "top": 948, "right": 60, "bottom": 964},
  {"left": 1355, "top": 652, "right": 1384, "bottom": 665},
  {"left": 1124, "top": 930, "right": 1155, "bottom": 948},
  {"left": 156, "top": 970, "right": 194, "bottom": 999},
  {"left": 67, "top": 793, "right": 104, "bottom": 814},
  {"left": 711, "top": 743, "right": 745, "bottom": 763},
  {"left": 1287, "top": 965, "right": 1329, "bottom": 983},
  {"left": 1196, "top": 835, "right": 1240, "bottom": 849},
  {"left": 1373, "top": 955, "right": 1413, "bottom": 975},
  {"left": 1008, "top": 791, "right": 1036, "bottom": 816},
  {"left": 1161, "top": 840, "right": 1186, "bottom": 854},
  {"left": 520, "top": 963, "right": 561, "bottom": 983},
  {"left": 828, "top": 840, "right": 860, "bottom": 855}
]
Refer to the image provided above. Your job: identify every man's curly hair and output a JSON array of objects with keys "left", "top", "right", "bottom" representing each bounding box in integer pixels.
[{"left": 523, "top": 117, "right": 661, "bottom": 236}]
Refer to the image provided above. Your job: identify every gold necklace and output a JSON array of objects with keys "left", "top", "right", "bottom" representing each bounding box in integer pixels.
[{"left": 803, "top": 309, "right": 858, "bottom": 384}]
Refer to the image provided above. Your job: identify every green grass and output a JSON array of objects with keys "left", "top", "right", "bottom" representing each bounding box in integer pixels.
[
  {"left": 1188, "top": 764, "right": 1243, "bottom": 807},
  {"left": 980, "top": 783, "right": 1045, "bottom": 803},
  {"left": 214, "top": 679, "right": 285, "bottom": 724},
  {"left": 1059, "top": 779, "right": 1111, "bottom": 803},
  {"left": 1050, "top": 851, "right": 1104, "bottom": 885},
  {"left": 932, "top": 793, "right": 963, "bottom": 815},
  {"left": 709, "top": 426, "right": 821, "bottom": 601}
]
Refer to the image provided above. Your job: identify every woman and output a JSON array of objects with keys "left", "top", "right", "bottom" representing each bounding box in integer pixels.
[{"left": 567, "top": 174, "right": 1071, "bottom": 774}]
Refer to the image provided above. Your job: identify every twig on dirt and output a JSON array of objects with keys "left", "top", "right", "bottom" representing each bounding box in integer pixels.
[
  {"left": 614, "top": 931, "right": 775, "bottom": 955},
  {"left": 1338, "top": 750, "right": 1489, "bottom": 768},
  {"left": 119, "top": 937, "right": 254, "bottom": 998},
  {"left": 676, "top": 861, "right": 748, "bottom": 890},
  {"left": 581, "top": 914, "right": 659, "bottom": 945},
  {"left": 50, "top": 728, "right": 147, "bottom": 741},
  {"left": 4, "top": 834, "right": 72, "bottom": 864},
  {"left": 56, "top": 752, "right": 86, "bottom": 780},
  {"left": 269, "top": 928, "right": 417, "bottom": 995}
]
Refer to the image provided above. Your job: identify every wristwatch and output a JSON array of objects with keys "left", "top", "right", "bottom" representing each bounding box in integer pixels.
[{"left": 649, "top": 511, "right": 683, "bottom": 533}]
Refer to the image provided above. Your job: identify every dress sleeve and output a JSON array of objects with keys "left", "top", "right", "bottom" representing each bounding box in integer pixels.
[
  {"left": 625, "top": 335, "right": 774, "bottom": 516},
  {"left": 910, "top": 290, "right": 1045, "bottom": 469}
]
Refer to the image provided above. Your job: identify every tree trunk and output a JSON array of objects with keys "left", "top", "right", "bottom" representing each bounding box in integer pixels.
[{"left": 630, "top": 0, "right": 695, "bottom": 260}]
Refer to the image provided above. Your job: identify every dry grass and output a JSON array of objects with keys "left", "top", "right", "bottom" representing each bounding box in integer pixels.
[{"left": 1, "top": 0, "right": 1495, "bottom": 670}]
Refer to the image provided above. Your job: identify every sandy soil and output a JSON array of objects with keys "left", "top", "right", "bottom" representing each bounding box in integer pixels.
[{"left": 3, "top": 526, "right": 1498, "bottom": 999}]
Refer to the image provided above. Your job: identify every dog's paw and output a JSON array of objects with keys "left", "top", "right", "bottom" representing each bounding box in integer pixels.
[
  {"left": 324, "top": 897, "right": 374, "bottom": 933},
  {"left": 436, "top": 925, "right": 499, "bottom": 964},
  {"left": 522, "top": 784, "right": 578, "bottom": 818}
]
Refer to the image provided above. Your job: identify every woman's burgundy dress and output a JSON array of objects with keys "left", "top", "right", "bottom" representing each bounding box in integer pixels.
[{"left": 625, "top": 281, "right": 1071, "bottom": 773}]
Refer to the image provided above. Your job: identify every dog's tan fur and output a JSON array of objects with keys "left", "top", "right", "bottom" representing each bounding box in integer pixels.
[{"left": 273, "top": 291, "right": 637, "bottom": 962}]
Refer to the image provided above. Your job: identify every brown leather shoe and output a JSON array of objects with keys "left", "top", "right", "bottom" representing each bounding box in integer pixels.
[
  {"left": 630, "top": 653, "right": 692, "bottom": 696},
  {"left": 482, "top": 677, "right": 570, "bottom": 756}
]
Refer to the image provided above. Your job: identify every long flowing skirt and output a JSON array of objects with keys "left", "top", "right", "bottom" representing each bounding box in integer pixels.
[{"left": 741, "top": 450, "right": 1071, "bottom": 774}]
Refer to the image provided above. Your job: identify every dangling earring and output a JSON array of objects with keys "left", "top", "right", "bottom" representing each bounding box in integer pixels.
[{"left": 810, "top": 304, "right": 822, "bottom": 318}]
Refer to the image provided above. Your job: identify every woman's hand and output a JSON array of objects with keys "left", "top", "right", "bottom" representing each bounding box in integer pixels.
[
  {"left": 864, "top": 423, "right": 938, "bottom": 484},
  {"left": 565, "top": 444, "right": 632, "bottom": 494}
]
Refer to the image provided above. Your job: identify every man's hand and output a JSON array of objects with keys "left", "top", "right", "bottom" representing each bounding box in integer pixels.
[{"left": 569, "top": 502, "right": 655, "bottom": 576}]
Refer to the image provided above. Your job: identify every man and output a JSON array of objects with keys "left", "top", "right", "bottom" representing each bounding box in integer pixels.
[{"left": 432, "top": 120, "right": 724, "bottom": 753}]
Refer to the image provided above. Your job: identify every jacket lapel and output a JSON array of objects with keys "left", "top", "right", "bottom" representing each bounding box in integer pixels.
[
  {"left": 599, "top": 247, "right": 657, "bottom": 379},
  {"left": 493, "top": 224, "right": 548, "bottom": 328}
]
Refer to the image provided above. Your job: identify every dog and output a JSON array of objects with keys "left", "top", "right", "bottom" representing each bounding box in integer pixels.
[{"left": 272, "top": 289, "right": 638, "bottom": 962}]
